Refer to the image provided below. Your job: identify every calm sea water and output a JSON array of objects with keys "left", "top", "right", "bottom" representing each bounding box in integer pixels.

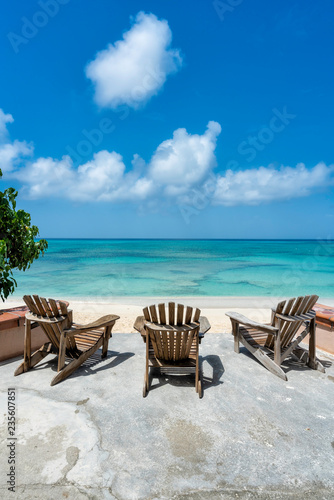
[{"left": 11, "top": 239, "right": 334, "bottom": 298}]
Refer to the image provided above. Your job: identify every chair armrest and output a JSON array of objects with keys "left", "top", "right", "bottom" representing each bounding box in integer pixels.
[
  {"left": 199, "top": 316, "right": 211, "bottom": 334},
  {"left": 25, "top": 312, "right": 67, "bottom": 324},
  {"left": 226, "top": 311, "right": 279, "bottom": 335},
  {"left": 66, "top": 314, "right": 120, "bottom": 334},
  {"left": 133, "top": 315, "right": 145, "bottom": 334}
]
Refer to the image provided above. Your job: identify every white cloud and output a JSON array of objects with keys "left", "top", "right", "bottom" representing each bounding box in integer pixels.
[
  {"left": 0, "top": 141, "right": 33, "bottom": 173},
  {"left": 17, "top": 156, "right": 74, "bottom": 198},
  {"left": 85, "top": 12, "right": 182, "bottom": 109},
  {"left": 213, "top": 162, "right": 334, "bottom": 206},
  {"left": 149, "top": 121, "right": 221, "bottom": 196},
  {"left": 0, "top": 108, "right": 33, "bottom": 173},
  {"left": 13, "top": 122, "right": 219, "bottom": 203}
]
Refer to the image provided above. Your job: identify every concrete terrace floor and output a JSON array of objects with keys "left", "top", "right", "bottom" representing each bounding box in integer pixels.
[{"left": 1, "top": 332, "right": 334, "bottom": 500}]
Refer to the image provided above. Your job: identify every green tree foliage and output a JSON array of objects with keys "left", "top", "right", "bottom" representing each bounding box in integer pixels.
[{"left": 0, "top": 168, "right": 48, "bottom": 301}]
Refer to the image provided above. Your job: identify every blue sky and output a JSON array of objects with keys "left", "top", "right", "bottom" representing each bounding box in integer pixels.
[{"left": 0, "top": 0, "right": 333, "bottom": 238}]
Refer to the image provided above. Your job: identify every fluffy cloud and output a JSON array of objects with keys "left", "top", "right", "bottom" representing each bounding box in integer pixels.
[
  {"left": 213, "top": 162, "right": 334, "bottom": 206},
  {"left": 85, "top": 12, "right": 182, "bottom": 109},
  {"left": 149, "top": 121, "right": 221, "bottom": 196},
  {"left": 17, "top": 152, "right": 126, "bottom": 201},
  {"left": 0, "top": 109, "right": 33, "bottom": 173},
  {"left": 16, "top": 156, "right": 74, "bottom": 198},
  {"left": 16, "top": 122, "right": 219, "bottom": 203}
]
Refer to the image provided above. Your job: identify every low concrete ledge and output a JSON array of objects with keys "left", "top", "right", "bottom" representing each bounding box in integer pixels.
[
  {"left": 0, "top": 305, "right": 48, "bottom": 362},
  {"left": 314, "top": 303, "right": 334, "bottom": 330}
]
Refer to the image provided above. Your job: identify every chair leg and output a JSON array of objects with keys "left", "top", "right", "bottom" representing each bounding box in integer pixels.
[
  {"left": 102, "top": 325, "right": 113, "bottom": 358},
  {"left": 14, "top": 343, "right": 53, "bottom": 376},
  {"left": 143, "top": 363, "right": 150, "bottom": 397},
  {"left": 232, "top": 320, "right": 240, "bottom": 353},
  {"left": 23, "top": 318, "right": 32, "bottom": 372},
  {"left": 58, "top": 332, "right": 67, "bottom": 372},
  {"left": 274, "top": 328, "right": 281, "bottom": 366},
  {"left": 306, "top": 317, "right": 326, "bottom": 372},
  {"left": 195, "top": 350, "right": 199, "bottom": 392},
  {"left": 197, "top": 363, "right": 203, "bottom": 398},
  {"left": 143, "top": 336, "right": 150, "bottom": 397}
]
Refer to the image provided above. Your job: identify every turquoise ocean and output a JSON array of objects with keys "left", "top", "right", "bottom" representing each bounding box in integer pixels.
[{"left": 11, "top": 239, "right": 334, "bottom": 299}]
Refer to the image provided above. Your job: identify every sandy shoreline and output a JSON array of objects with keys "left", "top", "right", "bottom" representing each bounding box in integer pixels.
[{"left": 3, "top": 296, "right": 334, "bottom": 334}]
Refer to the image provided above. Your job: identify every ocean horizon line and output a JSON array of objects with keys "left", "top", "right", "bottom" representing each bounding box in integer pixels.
[{"left": 38, "top": 237, "right": 334, "bottom": 242}]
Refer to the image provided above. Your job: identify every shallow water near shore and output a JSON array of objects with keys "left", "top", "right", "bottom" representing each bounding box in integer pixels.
[{"left": 11, "top": 239, "right": 334, "bottom": 298}]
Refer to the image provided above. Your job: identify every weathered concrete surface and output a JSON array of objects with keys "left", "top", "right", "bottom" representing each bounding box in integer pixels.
[{"left": 0, "top": 333, "right": 334, "bottom": 500}]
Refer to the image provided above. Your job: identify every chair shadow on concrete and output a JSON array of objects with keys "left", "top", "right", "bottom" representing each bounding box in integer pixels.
[
  {"left": 201, "top": 354, "right": 225, "bottom": 390},
  {"left": 146, "top": 355, "right": 224, "bottom": 397},
  {"left": 240, "top": 345, "right": 332, "bottom": 377},
  {"left": 32, "top": 349, "right": 135, "bottom": 380}
]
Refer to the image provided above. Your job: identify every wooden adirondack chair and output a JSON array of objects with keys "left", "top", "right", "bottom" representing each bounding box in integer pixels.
[
  {"left": 140, "top": 302, "right": 203, "bottom": 398},
  {"left": 226, "top": 295, "right": 325, "bottom": 381},
  {"left": 14, "top": 295, "right": 119, "bottom": 386}
]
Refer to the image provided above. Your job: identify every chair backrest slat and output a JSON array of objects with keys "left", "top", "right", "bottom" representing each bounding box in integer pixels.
[
  {"left": 175, "top": 331, "right": 181, "bottom": 360},
  {"left": 177, "top": 304, "right": 184, "bottom": 325},
  {"left": 158, "top": 303, "right": 166, "bottom": 324},
  {"left": 193, "top": 308, "right": 201, "bottom": 322},
  {"left": 40, "top": 297, "right": 53, "bottom": 317},
  {"left": 275, "top": 300, "right": 286, "bottom": 315},
  {"left": 143, "top": 307, "right": 150, "bottom": 321},
  {"left": 59, "top": 301, "right": 69, "bottom": 316},
  {"left": 170, "top": 330, "right": 175, "bottom": 358},
  {"left": 282, "top": 298, "right": 295, "bottom": 315},
  {"left": 169, "top": 302, "right": 175, "bottom": 325},
  {"left": 185, "top": 329, "right": 195, "bottom": 357},
  {"left": 48, "top": 298, "right": 60, "bottom": 317},
  {"left": 149, "top": 305, "right": 158, "bottom": 323},
  {"left": 161, "top": 330, "right": 170, "bottom": 359},
  {"left": 33, "top": 295, "right": 46, "bottom": 316},
  {"left": 185, "top": 306, "right": 193, "bottom": 324}
]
